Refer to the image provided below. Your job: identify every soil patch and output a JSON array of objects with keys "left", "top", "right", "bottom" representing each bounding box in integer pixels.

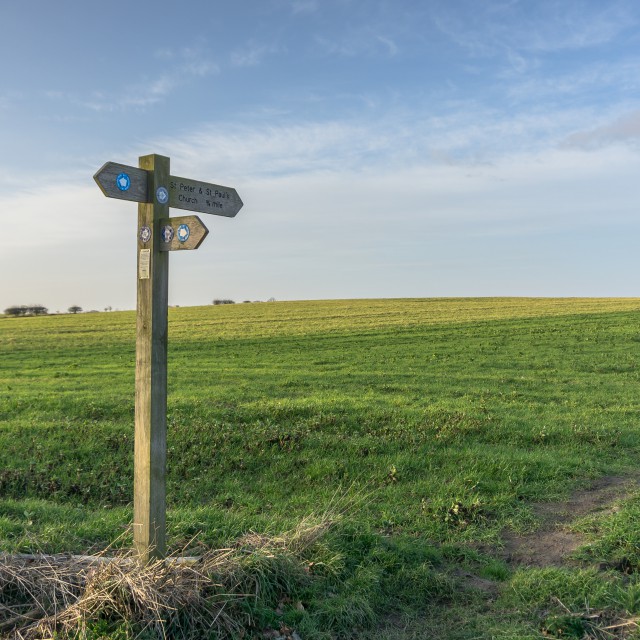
[
  {"left": 452, "top": 568, "right": 501, "bottom": 598},
  {"left": 501, "top": 475, "right": 640, "bottom": 568}
]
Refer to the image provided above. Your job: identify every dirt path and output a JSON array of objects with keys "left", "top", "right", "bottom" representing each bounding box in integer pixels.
[
  {"left": 374, "top": 475, "right": 640, "bottom": 639},
  {"left": 500, "top": 475, "right": 640, "bottom": 568}
]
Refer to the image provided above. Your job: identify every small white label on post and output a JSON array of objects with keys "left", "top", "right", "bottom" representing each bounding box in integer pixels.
[{"left": 139, "top": 249, "right": 151, "bottom": 279}]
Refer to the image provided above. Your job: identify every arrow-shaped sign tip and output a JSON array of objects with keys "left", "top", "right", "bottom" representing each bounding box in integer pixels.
[{"left": 158, "top": 215, "right": 209, "bottom": 251}]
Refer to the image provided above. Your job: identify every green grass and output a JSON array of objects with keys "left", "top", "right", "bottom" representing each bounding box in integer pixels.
[{"left": 1, "top": 298, "right": 640, "bottom": 638}]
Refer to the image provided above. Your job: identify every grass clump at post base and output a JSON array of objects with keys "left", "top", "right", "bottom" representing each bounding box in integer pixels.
[{"left": 1, "top": 297, "right": 640, "bottom": 638}]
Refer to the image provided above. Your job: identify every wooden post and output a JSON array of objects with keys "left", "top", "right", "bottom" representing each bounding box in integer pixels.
[
  {"left": 134, "top": 154, "right": 170, "bottom": 562},
  {"left": 94, "top": 154, "right": 242, "bottom": 561}
]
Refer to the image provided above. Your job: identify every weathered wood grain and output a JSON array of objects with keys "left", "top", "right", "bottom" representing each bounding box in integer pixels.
[{"left": 134, "top": 154, "right": 170, "bottom": 563}]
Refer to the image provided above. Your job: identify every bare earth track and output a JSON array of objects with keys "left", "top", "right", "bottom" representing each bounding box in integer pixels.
[{"left": 501, "top": 475, "right": 640, "bottom": 568}]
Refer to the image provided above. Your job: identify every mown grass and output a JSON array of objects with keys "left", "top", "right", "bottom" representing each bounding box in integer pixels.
[{"left": 1, "top": 298, "right": 640, "bottom": 638}]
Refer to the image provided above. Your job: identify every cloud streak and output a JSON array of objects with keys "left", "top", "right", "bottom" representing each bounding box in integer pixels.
[
  {"left": 290, "top": 0, "right": 318, "bottom": 14},
  {"left": 230, "top": 41, "right": 281, "bottom": 67},
  {"left": 562, "top": 109, "right": 640, "bottom": 149},
  {"left": 315, "top": 26, "right": 399, "bottom": 58},
  {"left": 50, "top": 47, "right": 219, "bottom": 113},
  {"left": 143, "top": 101, "right": 639, "bottom": 184},
  {"left": 434, "top": 1, "right": 635, "bottom": 58},
  {"left": 507, "top": 57, "right": 640, "bottom": 101}
]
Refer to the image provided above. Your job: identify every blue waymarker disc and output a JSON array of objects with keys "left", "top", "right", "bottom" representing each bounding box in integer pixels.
[
  {"left": 139, "top": 225, "right": 152, "bottom": 243},
  {"left": 177, "top": 224, "right": 190, "bottom": 243},
  {"left": 116, "top": 173, "right": 131, "bottom": 191},
  {"left": 161, "top": 225, "right": 174, "bottom": 243},
  {"left": 156, "top": 187, "right": 169, "bottom": 204}
]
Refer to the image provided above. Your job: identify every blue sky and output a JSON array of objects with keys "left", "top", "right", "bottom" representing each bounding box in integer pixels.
[{"left": 1, "top": 0, "right": 639, "bottom": 311}]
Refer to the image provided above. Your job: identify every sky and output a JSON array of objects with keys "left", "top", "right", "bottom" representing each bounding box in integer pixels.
[{"left": 1, "top": 0, "right": 639, "bottom": 312}]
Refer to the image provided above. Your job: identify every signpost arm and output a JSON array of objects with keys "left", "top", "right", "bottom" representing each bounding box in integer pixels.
[{"left": 134, "top": 153, "right": 170, "bottom": 562}]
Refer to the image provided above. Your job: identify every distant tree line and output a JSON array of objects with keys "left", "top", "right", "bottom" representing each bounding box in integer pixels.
[
  {"left": 212, "top": 298, "right": 276, "bottom": 305},
  {"left": 4, "top": 304, "right": 48, "bottom": 317},
  {"left": 5, "top": 299, "right": 273, "bottom": 316},
  {"left": 4, "top": 304, "right": 87, "bottom": 317}
]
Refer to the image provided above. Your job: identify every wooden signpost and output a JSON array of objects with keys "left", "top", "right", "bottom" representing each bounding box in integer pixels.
[{"left": 94, "top": 154, "right": 243, "bottom": 562}]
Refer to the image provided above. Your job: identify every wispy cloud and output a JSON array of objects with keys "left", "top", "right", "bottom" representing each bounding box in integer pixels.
[
  {"left": 375, "top": 35, "right": 398, "bottom": 57},
  {"left": 435, "top": 1, "right": 635, "bottom": 58},
  {"left": 316, "top": 26, "right": 399, "bottom": 58},
  {"left": 131, "top": 115, "right": 640, "bottom": 256},
  {"left": 525, "top": 3, "right": 635, "bottom": 52},
  {"left": 230, "top": 41, "right": 281, "bottom": 67},
  {"left": 561, "top": 109, "right": 640, "bottom": 149},
  {"left": 144, "top": 102, "right": 625, "bottom": 182},
  {"left": 180, "top": 45, "right": 219, "bottom": 76},
  {"left": 154, "top": 48, "right": 175, "bottom": 60},
  {"left": 507, "top": 57, "right": 640, "bottom": 101},
  {"left": 290, "top": 0, "right": 317, "bottom": 14},
  {"left": 53, "top": 46, "right": 219, "bottom": 113},
  {"left": 81, "top": 75, "right": 176, "bottom": 112},
  {"left": 0, "top": 90, "right": 22, "bottom": 110}
]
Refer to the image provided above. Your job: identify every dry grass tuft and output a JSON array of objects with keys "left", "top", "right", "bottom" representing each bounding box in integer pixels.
[
  {"left": 0, "top": 508, "right": 343, "bottom": 639},
  {"left": 0, "top": 549, "right": 244, "bottom": 639}
]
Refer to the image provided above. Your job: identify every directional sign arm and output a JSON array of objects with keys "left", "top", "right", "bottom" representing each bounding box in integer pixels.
[
  {"left": 94, "top": 162, "right": 243, "bottom": 217},
  {"left": 94, "top": 162, "right": 150, "bottom": 203},
  {"left": 168, "top": 175, "right": 243, "bottom": 217},
  {"left": 158, "top": 216, "right": 209, "bottom": 251}
]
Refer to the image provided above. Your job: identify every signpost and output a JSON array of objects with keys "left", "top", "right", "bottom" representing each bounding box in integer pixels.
[{"left": 94, "top": 154, "right": 242, "bottom": 562}]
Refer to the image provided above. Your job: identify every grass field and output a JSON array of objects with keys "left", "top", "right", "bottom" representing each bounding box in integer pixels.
[{"left": 1, "top": 297, "right": 640, "bottom": 638}]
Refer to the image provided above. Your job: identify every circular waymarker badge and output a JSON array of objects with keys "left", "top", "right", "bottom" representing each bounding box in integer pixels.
[
  {"left": 161, "top": 225, "right": 174, "bottom": 243},
  {"left": 156, "top": 186, "right": 169, "bottom": 204},
  {"left": 116, "top": 173, "right": 131, "bottom": 191},
  {"left": 177, "top": 224, "right": 190, "bottom": 243},
  {"left": 139, "top": 225, "right": 152, "bottom": 244}
]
